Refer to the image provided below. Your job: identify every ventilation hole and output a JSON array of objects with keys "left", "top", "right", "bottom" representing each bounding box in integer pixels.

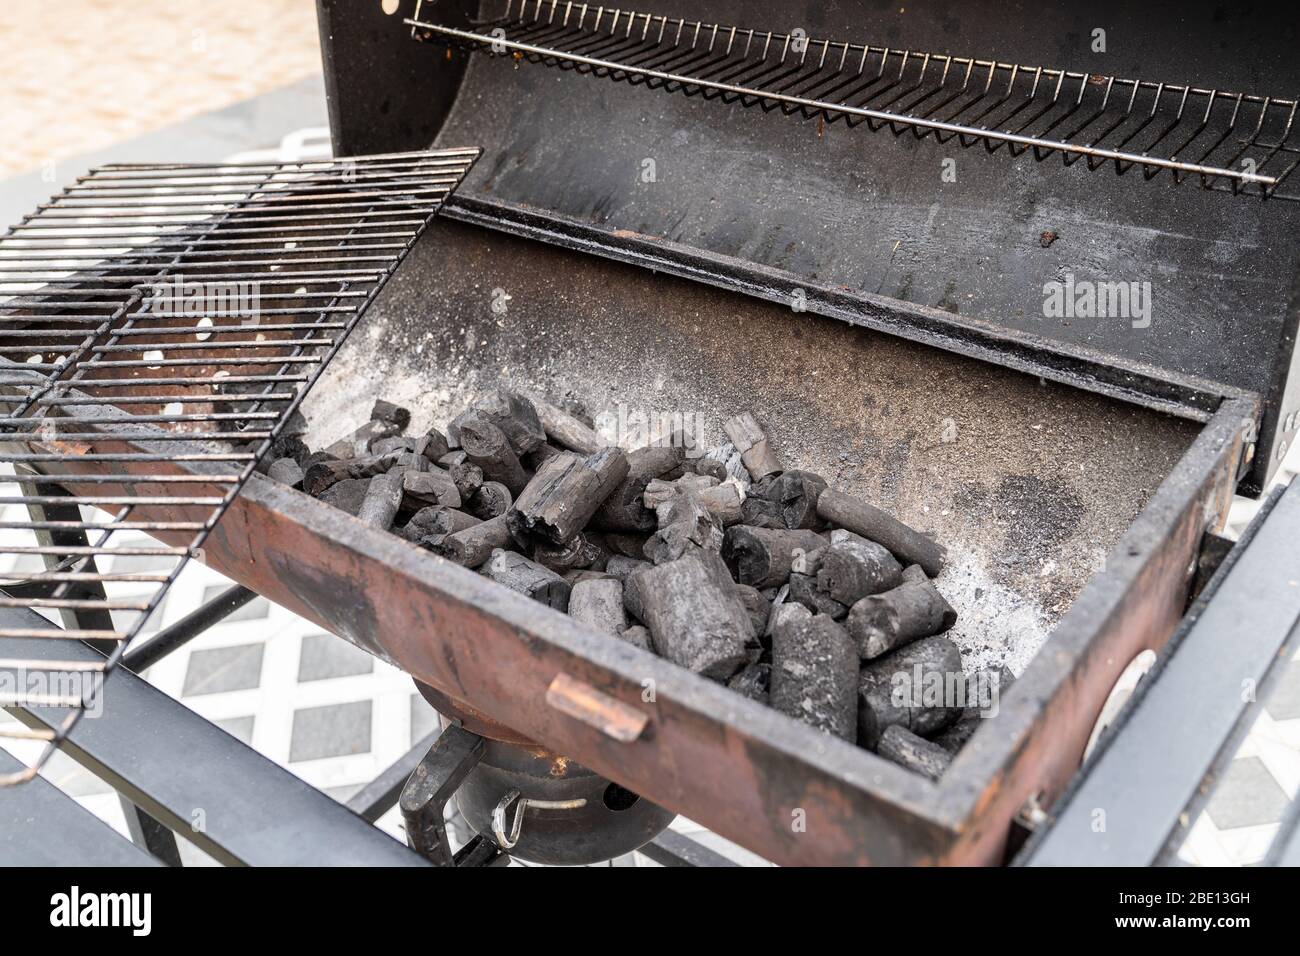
[
  {"left": 602, "top": 783, "right": 640, "bottom": 812},
  {"left": 380, "top": 0, "right": 400, "bottom": 15}
]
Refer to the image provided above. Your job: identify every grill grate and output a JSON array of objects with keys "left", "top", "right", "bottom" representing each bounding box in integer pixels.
[
  {"left": 409, "top": 0, "right": 1300, "bottom": 200},
  {"left": 0, "top": 148, "right": 479, "bottom": 784}
]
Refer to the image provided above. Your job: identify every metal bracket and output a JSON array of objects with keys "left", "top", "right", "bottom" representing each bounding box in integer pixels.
[{"left": 398, "top": 723, "right": 507, "bottom": 866}]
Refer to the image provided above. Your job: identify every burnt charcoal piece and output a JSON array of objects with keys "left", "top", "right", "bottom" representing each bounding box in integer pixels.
[
  {"left": 457, "top": 412, "right": 529, "bottom": 495},
  {"left": 563, "top": 569, "right": 612, "bottom": 587},
  {"left": 357, "top": 471, "right": 404, "bottom": 531},
  {"left": 451, "top": 392, "right": 544, "bottom": 456},
  {"left": 605, "top": 554, "right": 650, "bottom": 581},
  {"left": 523, "top": 442, "right": 565, "bottom": 472},
  {"left": 474, "top": 391, "right": 546, "bottom": 455},
  {"left": 267, "top": 457, "right": 304, "bottom": 489},
  {"left": 319, "top": 477, "right": 370, "bottom": 516},
  {"left": 622, "top": 565, "right": 649, "bottom": 623},
  {"left": 533, "top": 534, "right": 602, "bottom": 573},
  {"left": 770, "top": 613, "right": 857, "bottom": 741},
  {"left": 391, "top": 451, "right": 429, "bottom": 475},
  {"left": 484, "top": 549, "right": 571, "bottom": 610},
  {"left": 816, "top": 538, "right": 903, "bottom": 606},
  {"left": 568, "top": 578, "right": 628, "bottom": 634},
  {"left": 857, "top": 636, "right": 964, "bottom": 749},
  {"left": 467, "top": 481, "right": 512, "bottom": 520},
  {"left": 816, "top": 489, "right": 947, "bottom": 577},
  {"left": 594, "top": 445, "right": 684, "bottom": 532},
  {"left": 788, "top": 572, "right": 849, "bottom": 619},
  {"left": 696, "top": 483, "right": 744, "bottom": 527},
  {"left": 644, "top": 495, "right": 723, "bottom": 565},
  {"left": 619, "top": 625, "right": 653, "bottom": 652},
  {"left": 302, "top": 451, "right": 400, "bottom": 496},
  {"left": 401, "top": 469, "right": 462, "bottom": 509},
  {"left": 448, "top": 460, "right": 484, "bottom": 501},
  {"left": 263, "top": 434, "right": 309, "bottom": 472},
  {"left": 739, "top": 475, "right": 785, "bottom": 529},
  {"left": 428, "top": 514, "right": 511, "bottom": 568},
  {"left": 403, "top": 506, "right": 480, "bottom": 543},
  {"left": 769, "top": 600, "right": 812, "bottom": 635},
  {"left": 437, "top": 450, "right": 466, "bottom": 469},
  {"left": 370, "top": 399, "right": 411, "bottom": 430},
  {"left": 932, "top": 666, "right": 1015, "bottom": 753},
  {"left": 301, "top": 450, "right": 339, "bottom": 471},
  {"left": 508, "top": 447, "right": 630, "bottom": 546},
  {"left": 370, "top": 436, "right": 410, "bottom": 457},
  {"left": 633, "top": 552, "right": 754, "bottom": 678},
  {"left": 420, "top": 428, "right": 451, "bottom": 463},
  {"left": 728, "top": 662, "right": 771, "bottom": 703},
  {"left": 325, "top": 419, "right": 401, "bottom": 459},
  {"left": 790, "top": 546, "right": 825, "bottom": 576},
  {"left": 721, "top": 526, "right": 826, "bottom": 588},
  {"left": 604, "top": 533, "right": 651, "bottom": 559},
  {"left": 723, "top": 412, "right": 783, "bottom": 482},
  {"left": 642, "top": 478, "right": 678, "bottom": 511},
  {"left": 846, "top": 577, "right": 957, "bottom": 659},
  {"left": 877, "top": 725, "right": 952, "bottom": 780},
  {"left": 533, "top": 397, "right": 606, "bottom": 455},
  {"left": 686, "top": 457, "right": 728, "bottom": 482},
  {"left": 772, "top": 470, "right": 828, "bottom": 529},
  {"left": 733, "top": 584, "right": 772, "bottom": 637}
]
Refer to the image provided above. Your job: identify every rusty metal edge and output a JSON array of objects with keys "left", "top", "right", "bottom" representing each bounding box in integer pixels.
[{"left": 934, "top": 396, "right": 1255, "bottom": 864}]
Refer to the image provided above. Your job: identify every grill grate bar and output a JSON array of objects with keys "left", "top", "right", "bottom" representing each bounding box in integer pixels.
[
  {"left": 0, "top": 147, "right": 480, "bottom": 787},
  {"left": 407, "top": 1, "right": 1299, "bottom": 199}
]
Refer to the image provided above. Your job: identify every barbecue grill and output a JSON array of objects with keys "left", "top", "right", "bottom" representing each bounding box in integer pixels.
[{"left": 2, "top": 0, "right": 1297, "bottom": 866}]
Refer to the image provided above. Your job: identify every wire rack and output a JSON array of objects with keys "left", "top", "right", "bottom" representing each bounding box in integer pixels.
[
  {"left": 408, "top": 0, "right": 1300, "bottom": 200},
  {"left": 0, "top": 147, "right": 480, "bottom": 785}
]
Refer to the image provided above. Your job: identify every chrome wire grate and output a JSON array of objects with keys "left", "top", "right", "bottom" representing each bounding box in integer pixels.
[
  {"left": 0, "top": 148, "right": 479, "bottom": 784},
  {"left": 409, "top": 0, "right": 1299, "bottom": 199}
]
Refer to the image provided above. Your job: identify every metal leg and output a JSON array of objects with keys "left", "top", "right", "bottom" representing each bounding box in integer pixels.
[
  {"left": 398, "top": 724, "right": 496, "bottom": 866},
  {"left": 119, "top": 796, "right": 184, "bottom": 867},
  {"left": 122, "top": 584, "right": 257, "bottom": 673},
  {"left": 9, "top": 474, "right": 185, "bottom": 865}
]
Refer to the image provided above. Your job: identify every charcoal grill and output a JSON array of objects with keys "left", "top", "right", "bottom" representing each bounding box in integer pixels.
[{"left": 2, "top": 0, "right": 1297, "bottom": 866}]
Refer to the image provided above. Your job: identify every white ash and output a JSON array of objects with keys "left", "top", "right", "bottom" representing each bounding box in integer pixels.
[{"left": 936, "top": 549, "right": 1048, "bottom": 677}]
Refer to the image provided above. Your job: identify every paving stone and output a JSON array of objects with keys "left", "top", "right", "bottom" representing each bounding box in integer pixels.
[
  {"left": 289, "top": 700, "right": 372, "bottom": 763},
  {"left": 297, "top": 633, "right": 374, "bottom": 683},
  {"left": 182, "top": 643, "right": 264, "bottom": 697},
  {"left": 215, "top": 715, "right": 255, "bottom": 745},
  {"left": 1264, "top": 659, "right": 1300, "bottom": 722},
  {"left": 1205, "top": 756, "right": 1290, "bottom": 830}
]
